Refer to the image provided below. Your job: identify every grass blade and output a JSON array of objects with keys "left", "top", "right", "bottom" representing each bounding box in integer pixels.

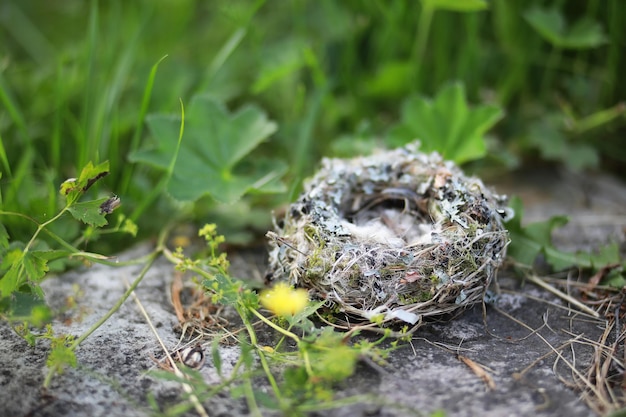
[{"left": 119, "top": 55, "right": 169, "bottom": 196}]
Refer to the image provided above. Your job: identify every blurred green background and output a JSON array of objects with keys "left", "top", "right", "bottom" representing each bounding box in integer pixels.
[{"left": 1, "top": 0, "right": 624, "bottom": 251}]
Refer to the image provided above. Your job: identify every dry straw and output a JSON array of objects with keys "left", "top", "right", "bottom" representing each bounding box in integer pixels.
[{"left": 267, "top": 143, "right": 511, "bottom": 329}]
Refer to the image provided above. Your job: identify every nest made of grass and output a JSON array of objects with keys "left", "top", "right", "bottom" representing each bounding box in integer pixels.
[{"left": 267, "top": 143, "right": 511, "bottom": 328}]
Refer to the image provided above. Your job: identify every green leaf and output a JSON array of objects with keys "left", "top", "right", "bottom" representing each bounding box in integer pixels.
[
  {"left": 67, "top": 198, "right": 109, "bottom": 227},
  {"left": 422, "top": 0, "right": 488, "bottom": 12},
  {"left": 526, "top": 119, "right": 600, "bottom": 171},
  {"left": 0, "top": 264, "right": 22, "bottom": 298},
  {"left": 0, "top": 249, "right": 49, "bottom": 299},
  {"left": 23, "top": 251, "right": 49, "bottom": 282},
  {"left": 211, "top": 337, "right": 222, "bottom": 377},
  {"left": 47, "top": 344, "right": 77, "bottom": 374},
  {"left": 363, "top": 60, "right": 413, "bottom": 98},
  {"left": 388, "top": 82, "right": 503, "bottom": 164},
  {"left": 120, "top": 217, "right": 138, "bottom": 237},
  {"left": 308, "top": 327, "right": 359, "bottom": 382},
  {"left": 592, "top": 243, "right": 620, "bottom": 268},
  {"left": 130, "top": 95, "right": 282, "bottom": 203},
  {"left": 4, "top": 292, "right": 52, "bottom": 326},
  {"left": 61, "top": 161, "right": 110, "bottom": 204},
  {"left": 523, "top": 7, "right": 607, "bottom": 49},
  {"left": 544, "top": 246, "right": 592, "bottom": 272},
  {"left": 506, "top": 197, "right": 592, "bottom": 271}
]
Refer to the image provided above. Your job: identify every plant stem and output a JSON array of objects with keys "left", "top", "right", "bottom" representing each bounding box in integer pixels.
[
  {"left": 67, "top": 250, "right": 160, "bottom": 352},
  {"left": 240, "top": 307, "right": 284, "bottom": 407},
  {"left": 23, "top": 208, "right": 70, "bottom": 254},
  {"left": 249, "top": 308, "right": 300, "bottom": 344}
]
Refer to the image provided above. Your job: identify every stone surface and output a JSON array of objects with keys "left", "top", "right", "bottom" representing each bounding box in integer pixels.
[{"left": 1, "top": 168, "right": 625, "bottom": 417}]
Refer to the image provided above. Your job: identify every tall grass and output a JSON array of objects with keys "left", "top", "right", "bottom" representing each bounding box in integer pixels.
[{"left": 0, "top": 0, "right": 623, "bottom": 248}]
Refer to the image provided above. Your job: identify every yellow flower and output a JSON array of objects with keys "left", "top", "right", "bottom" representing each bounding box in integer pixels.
[{"left": 260, "top": 283, "right": 309, "bottom": 317}]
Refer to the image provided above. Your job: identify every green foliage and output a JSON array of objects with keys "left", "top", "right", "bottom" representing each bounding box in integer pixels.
[
  {"left": 525, "top": 117, "right": 600, "bottom": 171},
  {"left": 1, "top": 0, "right": 624, "bottom": 251},
  {"left": 389, "top": 83, "right": 503, "bottom": 164},
  {"left": 0, "top": 161, "right": 131, "bottom": 324},
  {"left": 524, "top": 6, "right": 607, "bottom": 49},
  {"left": 507, "top": 198, "right": 625, "bottom": 283},
  {"left": 130, "top": 95, "right": 286, "bottom": 204},
  {"left": 305, "top": 327, "right": 359, "bottom": 382},
  {"left": 506, "top": 196, "right": 591, "bottom": 271},
  {"left": 46, "top": 333, "right": 78, "bottom": 376},
  {"left": 159, "top": 224, "right": 392, "bottom": 415},
  {"left": 0, "top": 1, "right": 625, "bottom": 413}
]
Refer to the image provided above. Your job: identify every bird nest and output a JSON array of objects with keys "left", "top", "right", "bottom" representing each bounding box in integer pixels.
[{"left": 267, "top": 143, "right": 511, "bottom": 328}]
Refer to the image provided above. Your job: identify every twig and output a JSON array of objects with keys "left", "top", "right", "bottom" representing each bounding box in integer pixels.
[
  {"left": 458, "top": 355, "right": 496, "bottom": 390},
  {"left": 496, "top": 306, "right": 605, "bottom": 401},
  {"left": 125, "top": 279, "right": 209, "bottom": 417},
  {"left": 527, "top": 274, "right": 600, "bottom": 318}
]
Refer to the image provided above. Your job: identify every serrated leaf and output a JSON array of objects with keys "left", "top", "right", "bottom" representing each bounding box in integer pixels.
[
  {"left": 23, "top": 251, "right": 49, "bottom": 282},
  {"left": 77, "top": 161, "right": 110, "bottom": 191},
  {"left": 121, "top": 218, "right": 138, "bottom": 237},
  {"left": 524, "top": 7, "right": 607, "bottom": 49},
  {"left": 544, "top": 246, "right": 592, "bottom": 272},
  {"left": 67, "top": 198, "right": 109, "bottom": 227},
  {"left": 61, "top": 161, "right": 110, "bottom": 203},
  {"left": 506, "top": 196, "right": 592, "bottom": 271},
  {"left": 0, "top": 264, "right": 21, "bottom": 298},
  {"left": 0, "top": 250, "right": 47, "bottom": 299},
  {"left": 308, "top": 327, "right": 359, "bottom": 382},
  {"left": 47, "top": 344, "right": 77, "bottom": 374},
  {"left": 592, "top": 243, "right": 620, "bottom": 268},
  {"left": 523, "top": 7, "right": 564, "bottom": 45},
  {"left": 130, "top": 95, "right": 282, "bottom": 203},
  {"left": 388, "top": 82, "right": 503, "bottom": 164},
  {"left": 422, "top": 0, "right": 488, "bottom": 12}
]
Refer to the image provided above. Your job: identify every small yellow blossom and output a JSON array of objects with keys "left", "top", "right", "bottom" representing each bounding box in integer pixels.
[{"left": 260, "top": 283, "right": 309, "bottom": 317}]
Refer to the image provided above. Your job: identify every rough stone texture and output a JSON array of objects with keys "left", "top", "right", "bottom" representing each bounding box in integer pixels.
[{"left": 1, "top": 168, "right": 625, "bottom": 417}]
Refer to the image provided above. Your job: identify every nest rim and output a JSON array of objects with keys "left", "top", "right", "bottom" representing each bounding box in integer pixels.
[{"left": 267, "top": 143, "right": 510, "bottom": 328}]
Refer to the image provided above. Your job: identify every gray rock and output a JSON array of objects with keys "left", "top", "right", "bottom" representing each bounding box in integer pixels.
[{"left": 1, "top": 168, "right": 624, "bottom": 417}]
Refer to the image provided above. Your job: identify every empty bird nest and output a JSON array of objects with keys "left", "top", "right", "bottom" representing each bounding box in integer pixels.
[{"left": 267, "top": 142, "right": 511, "bottom": 329}]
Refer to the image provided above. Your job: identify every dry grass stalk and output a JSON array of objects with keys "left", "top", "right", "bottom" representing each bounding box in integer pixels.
[
  {"left": 506, "top": 273, "right": 626, "bottom": 415},
  {"left": 126, "top": 280, "right": 209, "bottom": 417},
  {"left": 458, "top": 355, "right": 496, "bottom": 390},
  {"left": 170, "top": 270, "right": 229, "bottom": 339}
]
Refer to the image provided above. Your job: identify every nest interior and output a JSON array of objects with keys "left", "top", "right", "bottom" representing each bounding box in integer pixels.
[{"left": 267, "top": 143, "right": 511, "bottom": 327}]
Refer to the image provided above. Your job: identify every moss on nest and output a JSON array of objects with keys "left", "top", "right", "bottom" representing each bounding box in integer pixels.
[{"left": 267, "top": 143, "right": 511, "bottom": 329}]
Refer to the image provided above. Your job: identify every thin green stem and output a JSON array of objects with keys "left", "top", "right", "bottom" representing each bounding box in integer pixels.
[
  {"left": 67, "top": 250, "right": 160, "bottom": 351},
  {"left": 130, "top": 99, "right": 185, "bottom": 222},
  {"left": 44, "top": 246, "right": 162, "bottom": 388},
  {"left": 249, "top": 308, "right": 300, "bottom": 344},
  {"left": 23, "top": 208, "right": 70, "bottom": 254},
  {"left": 240, "top": 307, "right": 283, "bottom": 405},
  {"left": 120, "top": 54, "right": 168, "bottom": 196}
]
